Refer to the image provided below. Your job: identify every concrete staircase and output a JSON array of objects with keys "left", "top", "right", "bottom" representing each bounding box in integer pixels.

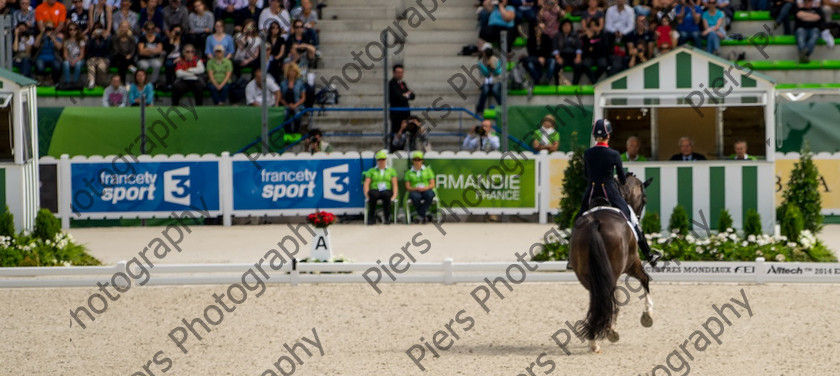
[{"left": 312, "top": 0, "right": 483, "bottom": 151}]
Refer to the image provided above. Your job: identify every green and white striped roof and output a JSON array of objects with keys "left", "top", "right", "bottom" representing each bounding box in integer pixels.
[{"left": 595, "top": 46, "right": 776, "bottom": 107}]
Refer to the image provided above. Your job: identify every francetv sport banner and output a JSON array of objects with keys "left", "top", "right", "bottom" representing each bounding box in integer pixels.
[
  {"left": 232, "top": 158, "right": 364, "bottom": 213},
  {"left": 423, "top": 155, "right": 537, "bottom": 213},
  {"left": 70, "top": 160, "right": 220, "bottom": 214}
]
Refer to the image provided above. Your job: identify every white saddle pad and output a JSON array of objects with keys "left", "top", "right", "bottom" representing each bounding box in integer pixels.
[{"left": 579, "top": 206, "right": 637, "bottom": 243}]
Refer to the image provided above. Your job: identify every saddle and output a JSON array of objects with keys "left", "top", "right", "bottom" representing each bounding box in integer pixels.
[{"left": 579, "top": 204, "right": 637, "bottom": 243}]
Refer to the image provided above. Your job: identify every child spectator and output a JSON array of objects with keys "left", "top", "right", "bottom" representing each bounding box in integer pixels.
[
  {"left": 655, "top": 15, "right": 674, "bottom": 53},
  {"left": 102, "top": 75, "right": 128, "bottom": 107}
]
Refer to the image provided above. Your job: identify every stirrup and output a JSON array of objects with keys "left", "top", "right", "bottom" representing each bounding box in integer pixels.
[{"left": 647, "top": 250, "right": 662, "bottom": 267}]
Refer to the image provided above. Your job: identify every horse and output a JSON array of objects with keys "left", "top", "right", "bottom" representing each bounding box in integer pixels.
[{"left": 569, "top": 173, "right": 655, "bottom": 353}]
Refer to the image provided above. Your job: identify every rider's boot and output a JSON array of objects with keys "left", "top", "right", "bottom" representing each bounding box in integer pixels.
[{"left": 635, "top": 224, "right": 662, "bottom": 267}]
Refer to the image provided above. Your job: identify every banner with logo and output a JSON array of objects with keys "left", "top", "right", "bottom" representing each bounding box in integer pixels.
[
  {"left": 232, "top": 158, "right": 364, "bottom": 211},
  {"left": 425, "top": 156, "right": 537, "bottom": 211},
  {"left": 70, "top": 161, "right": 220, "bottom": 213}
]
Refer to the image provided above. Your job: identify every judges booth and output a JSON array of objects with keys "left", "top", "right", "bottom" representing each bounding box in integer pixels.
[
  {"left": 0, "top": 69, "right": 39, "bottom": 231},
  {"left": 591, "top": 47, "right": 777, "bottom": 234}
]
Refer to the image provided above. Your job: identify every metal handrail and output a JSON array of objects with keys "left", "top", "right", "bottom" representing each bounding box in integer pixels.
[{"left": 236, "top": 107, "right": 534, "bottom": 154}]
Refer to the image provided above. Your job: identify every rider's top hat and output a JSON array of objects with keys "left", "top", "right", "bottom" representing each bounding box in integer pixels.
[{"left": 592, "top": 119, "right": 612, "bottom": 138}]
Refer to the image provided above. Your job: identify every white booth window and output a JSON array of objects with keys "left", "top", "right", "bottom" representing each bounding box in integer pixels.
[{"left": 0, "top": 93, "right": 13, "bottom": 161}]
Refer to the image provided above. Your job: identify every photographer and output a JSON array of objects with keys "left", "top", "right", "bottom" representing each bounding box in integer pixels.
[
  {"left": 627, "top": 39, "right": 647, "bottom": 67},
  {"left": 462, "top": 119, "right": 501, "bottom": 152},
  {"left": 34, "top": 21, "right": 63, "bottom": 84},
  {"left": 674, "top": 0, "right": 703, "bottom": 47},
  {"left": 13, "top": 22, "right": 34, "bottom": 77},
  {"left": 391, "top": 116, "right": 430, "bottom": 153},
  {"left": 475, "top": 43, "right": 502, "bottom": 114},
  {"left": 304, "top": 128, "right": 333, "bottom": 154}
]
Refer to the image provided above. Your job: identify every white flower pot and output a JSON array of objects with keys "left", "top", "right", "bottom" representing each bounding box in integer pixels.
[{"left": 311, "top": 227, "right": 332, "bottom": 261}]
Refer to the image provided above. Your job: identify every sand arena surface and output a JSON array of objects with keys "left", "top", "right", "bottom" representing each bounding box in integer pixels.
[
  {"left": 2, "top": 283, "right": 839, "bottom": 375},
  {"left": 2, "top": 223, "right": 839, "bottom": 375}
]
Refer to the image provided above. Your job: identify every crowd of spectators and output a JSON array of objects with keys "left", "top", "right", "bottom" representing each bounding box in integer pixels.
[
  {"left": 473, "top": 0, "right": 838, "bottom": 88},
  {"left": 7, "top": 0, "right": 326, "bottom": 108}
]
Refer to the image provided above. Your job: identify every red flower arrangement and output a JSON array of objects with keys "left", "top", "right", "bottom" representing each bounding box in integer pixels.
[{"left": 307, "top": 211, "right": 336, "bottom": 228}]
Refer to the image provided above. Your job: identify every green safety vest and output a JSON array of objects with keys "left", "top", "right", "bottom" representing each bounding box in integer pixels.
[
  {"left": 364, "top": 167, "right": 397, "bottom": 191},
  {"left": 621, "top": 152, "right": 648, "bottom": 162},
  {"left": 729, "top": 154, "right": 758, "bottom": 160},
  {"left": 404, "top": 165, "right": 435, "bottom": 189},
  {"left": 533, "top": 129, "right": 560, "bottom": 145}
]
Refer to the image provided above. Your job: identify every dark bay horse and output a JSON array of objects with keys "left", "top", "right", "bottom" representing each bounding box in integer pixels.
[{"left": 569, "top": 173, "right": 654, "bottom": 353}]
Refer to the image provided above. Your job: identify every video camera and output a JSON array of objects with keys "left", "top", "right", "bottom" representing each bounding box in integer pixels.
[{"left": 474, "top": 125, "right": 486, "bottom": 136}]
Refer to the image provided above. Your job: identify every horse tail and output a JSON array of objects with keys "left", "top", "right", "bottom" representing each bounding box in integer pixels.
[{"left": 582, "top": 219, "right": 616, "bottom": 341}]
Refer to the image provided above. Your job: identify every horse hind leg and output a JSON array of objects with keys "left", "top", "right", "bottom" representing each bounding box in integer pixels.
[{"left": 607, "top": 308, "right": 620, "bottom": 343}]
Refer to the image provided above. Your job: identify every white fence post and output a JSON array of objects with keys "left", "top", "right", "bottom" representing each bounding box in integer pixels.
[
  {"left": 290, "top": 258, "right": 299, "bottom": 287},
  {"left": 538, "top": 151, "right": 549, "bottom": 224},
  {"left": 755, "top": 257, "right": 766, "bottom": 284},
  {"left": 220, "top": 152, "right": 232, "bottom": 227},
  {"left": 443, "top": 258, "right": 454, "bottom": 285},
  {"left": 59, "top": 154, "right": 71, "bottom": 229}
]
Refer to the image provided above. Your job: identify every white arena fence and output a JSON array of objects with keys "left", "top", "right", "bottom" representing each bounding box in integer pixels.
[{"left": 1, "top": 259, "right": 839, "bottom": 288}]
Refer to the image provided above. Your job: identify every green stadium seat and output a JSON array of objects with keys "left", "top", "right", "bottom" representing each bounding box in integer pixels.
[{"left": 820, "top": 60, "right": 840, "bottom": 69}]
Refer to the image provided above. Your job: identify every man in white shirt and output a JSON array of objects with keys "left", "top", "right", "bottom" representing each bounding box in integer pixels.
[
  {"left": 462, "top": 119, "right": 501, "bottom": 152},
  {"left": 258, "top": 0, "right": 290, "bottom": 32},
  {"left": 246, "top": 68, "right": 281, "bottom": 106},
  {"left": 605, "top": 0, "right": 636, "bottom": 43}
]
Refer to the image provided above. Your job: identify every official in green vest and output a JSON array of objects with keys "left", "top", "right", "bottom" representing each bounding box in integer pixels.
[
  {"left": 404, "top": 151, "right": 436, "bottom": 224},
  {"left": 729, "top": 140, "right": 758, "bottom": 160},
  {"left": 620, "top": 136, "right": 649, "bottom": 161},
  {"left": 363, "top": 150, "right": 398, "bottom": 225},
  {"left": 532, "top": 114, "right": 561, "bottom": 152}
]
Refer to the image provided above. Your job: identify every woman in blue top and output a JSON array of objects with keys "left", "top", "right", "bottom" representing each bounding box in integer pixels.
[
  {"left": 702, "top": 0, "right": 726, "bottom": 55},
  {"left": 129, "top": 69, "right": 155, "bottom": 106},
  {"left": 34, "top": 21, "right": 63, "bottom": 84},
  {"left": 478, "top": 0, "right": 516, "bottom": 53}
]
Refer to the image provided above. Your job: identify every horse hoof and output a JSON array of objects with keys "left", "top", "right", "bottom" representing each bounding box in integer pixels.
[
  {"left": 641, "top": 312, "right": 654, "bottom": 327},
  {"left": 590, "top": 345, "right": 601, "bottom": 353},
  {"left": 607, "top": 330, "right": 620, "bottom": 343}
]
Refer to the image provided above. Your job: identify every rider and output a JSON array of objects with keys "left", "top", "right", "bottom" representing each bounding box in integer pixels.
[{"left": 570, "top": 119, "right": 662, "bottom": 268}]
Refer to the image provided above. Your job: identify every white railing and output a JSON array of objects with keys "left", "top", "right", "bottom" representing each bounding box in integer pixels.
[{"left": 1, "top": 259, "right": 839, "bottom": 288}]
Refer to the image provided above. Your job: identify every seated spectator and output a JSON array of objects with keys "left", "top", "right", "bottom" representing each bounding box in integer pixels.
[
  {"left": 245, "top": 67, "right": 281, "bottom": 106},
  {"left": 626, "top": 15, "right": 655, "bottom": 60},
  {"left": 292, "top": 0, "right": 319, "bottom": 45},
  {"left": 128, "top": 69, "right": 154, "bottom": 106},
  {"left": 538, "top": 0, "right": 565, "bottom": 39},
  {"left": 627, "top": 38, "right": 647, "bottom": 67},
  {"left": 188, "top": 0, "right": 214, "bottom": 56},
  {"left": 233, "top": 19, "right": 261, "bottom": 77},
  {"left": 522, "top": 22, "right": 555, "bottom": 89},
  {"left": 60, "top": 22, "right": 85, "bottom": 85},
  {"left": 703, "top": 0, "right": 733, "bottom": 30},
  {"left": 285, "top": 19, "right": 317, "bottom": 71},
  {"left": 102, "top": 75, "right": 127, "bottom": 106},
  {"left": 605, "top": 0, "right": 635, "bottom": 44},
  {"left": 303, "top": 128, "right": 333, "bottom": 154},
  {"left": 824, "top": 0, "right": 840, "bottom": 22},
  {"left": 207, "top": 44, "right": 233, "bottom": 105},
  {"left": 136, "top": 21, "right": 164, "bottom": 85},
  {"left": 462, "top": 119, "right": 501, "bottom": 152},
  {"left": 795, "top": 0, "right": 823, "bottom": 63},
  {"left": 621, "top": 136, "right": 648, "bottom": 161},
  {"left": 162, "top": 0, "right": 189, "bottom": 36},
  {"left": 163, "top": 24, "right": 184, "bottom": 89},
  {"left": 35, "top": 0, "right": 67, "bottom": 33},
  {"left": 215, "top": 0, "right": 240, "bottom": 21},
  {"left": 478, "top": 0, "right": 516, "bottom": 53},
  {"left": 139, "top": 0, "right": 163, "bottom": 33},
  {"left": 34, "top": 21, "right": 63, "bottom": 84},
  {"left": 391, "top": 116, "right": 430, "bottom": 152},
  {"left": 278, "top": 63, "right": 307, "bottom": 133},
  {"left": 13, "top": 22, "right": 34, "bottom": 77},
  {"left": 13, "top": 0, "right": 36, "bottom": 33},
  {"left": 577, "top": 26, "right": 609, "bottom": 84},
  {"left": 532, "top": 114, "right": 560, "bottom": 152},
  {"left": 476, "top": 43, "right": 502, "bottom": 114},
  {"left": 404, "top": 151, "right": 436, "bottom": 224},
  {"left": 110, "top": 20, "right": 136, "bottom": 83},
  {"left": 702, "top": 0, "right": 726, "bottom": 55},
  {"left": 88, "top": 0, "right": 112, "bottom": 36},
  {"left": 517, "top": 0, "right": 539, "bottom": 27},
  {"left": 670, "top": 137, "right": 707, "bottom": 161},
  {"left": 656, "top": 15, "right": 675, "bottom": 53},
  {"left": 730, "top": 140, "right": 757, "bottom": 160},
  {"left": 86, "top": 22, "right": 110, "bottom": 88},
  {"left": 553, "top": 19, "right": 582, "bottom": 85},
  {"left": 673, "top": 0, "right": 703, "bottom": 47},
  {"left": 111, "top": 0, "right": 138, "bottom": 34},
  {"left": 363, "top": 150, "right": 397, "bottom": 225},
  {"left": 172, "top": 44, "right": 205, "bottom": 106},
  {"left": 205, "top": 20, "right": 234, "bottom": 60},
  {"left": 772, "top": 0, "right": 796, "bottom": 35},
  {"left": 235, "top": 0, "right": 262, "bottom": 33},
  {"left": 68, "top": 0, "right": 89, "bottom": 34},
  {"left": 259, "top": 0, "right": 290, "bottom": 33},
  {"left": 580, "top": 0, "right": 605, "bottom": 34},
  {"left": 266, "top": 21, "right": 287, "bottom": 80}
]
